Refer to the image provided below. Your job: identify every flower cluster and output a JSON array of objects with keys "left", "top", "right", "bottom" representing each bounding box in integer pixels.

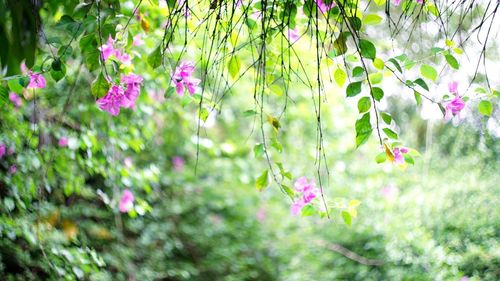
[
  {"left": 21, "top": 62, "right": 46, "bottom": 89},
  {"left": 119, "top": 189, "right": 135, "bottom": 213},
  {"left": 291, "top": 177, "right": 319, "bottom": 215},
  {"left": 444, "top": 81, "right": 465, "bottom": 121},
  {"left": 392, "top": 147, "right": 409, "bottom": 165},
  {"left": 96, "top": 74, "right": 143, "bottom": 116},
  {"left": 98, "top": 36, "right": 131, "bottom": 65},
  {"left": 172, "top": 61, "right": 200, "bottom": 96}
]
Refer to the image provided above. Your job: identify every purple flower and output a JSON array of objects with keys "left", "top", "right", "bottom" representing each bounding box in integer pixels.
[
  {"left": 444, "top": 94, "right": 465, "bottom": 121},
  {"left": 99, "top": 36, "right": 118, "bottom": 62},
  {"left": 172, "top": 61, "right": 200, "bottom": 96},
  {"left": 416, "top": 0, "right": 423, "bottom": 3},
  {"left": 119, "top": 189, "right": 135, "bottom": 213},
  {"left": 9, "top": 164, "right": 17, "bottom": 174},
  {"left": 291, "top": 177, "right": 319, "bottom": 215},
  {"left": 315, "top": 0, "right": 335, "bottom": 13},
  {"left": 96, "top": 84, "right": 127, "bottom": 116},
  {"left": 392, "top": 147, "right": 409, "bottom": 165},
  {"left": 172, "top": 156, "right": 185, "bottom": 172},
  {"left": 133, "top": 34, "right": 144, "bottom": 46},
  {"left": 58, "top": 137, "right": 68, "bottom": 147},
  {"left": 9, "top": 92, "right": 22, "bottom": 108},
  {"left": 121, "top": 73, "right": 143, "bottom": 108},
  {"left": 0, "top": 143, "right": 6, "bottom": 159},
  {"left": 448, "top": 81, "right": 458, "bottom": 94},
  {"left": 28, "top": 73, "right": 46, "bottom": 89}
]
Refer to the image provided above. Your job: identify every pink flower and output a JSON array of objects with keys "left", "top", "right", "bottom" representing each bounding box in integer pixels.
[
  {"left": 291, "top": 199, "right": 306, "bottom": 215},
  {"left": 119, "top": 189, "right": 135, "bottom": 213},
  {"left": 315, "top": 0, "right": 335, "bottom": 13},
  {"left": 133, "top": 34, "right": 144, "bottom": 46},
  {"left": 394, "top": 0, "right": 401, "bottom": 5},
  {"left": 172, "top": 156, "right": 185, "bottom": 172},
  {"left": 460, "top": 277, "right": 469, "bottom": 281},
  {"left": 0, "top": 143, "right": 6, "bottom": 158},
  {"left": 124, "top": 157, "right": 133, "bottom": 168},
  {"left": 99, "top": 36, "right": 118, "bottom": 62},
  {"left": 291, "top": 177, "right": 319, "bottom": 215},
  {"left": 381, "top": 184, "right": 399, "bottom": 201},
  {"left": 28, "top": 73, "right": 46, "bottom": 89},
  {"left": 96, "top": 84, "right": 127, "bottom": 116},
  {"left": 288, "top": 28, "right": 300, "bottom": 43},
  {"left": 172, "top": 61, "right": 200, "bottom": 96},
  {"left": 121, "top": 73, "right": 143, "bottom": 108},
  {"left": 58, "top": 137, "right": 68, "bottom": 147},
  {"left": 393, "top": 147, "right": 409, "bottom": 165},
  {"left": 21, "top": 62, "right": 46, "bottom": 89},
  {"left": 7, "top": 146, "right": 14, "bottom": 155},
  {"left": 256, "top": 207, "right": 267, "bottom": 222},
  {"left": 416, "top": 0, "right": 423, "bottom": 3},
  {"left": 9, "top": 164, "right": 16, "bottom": 174},
  {"left": 444, "top": 94, "right": 465, "bottom": 121},
  {"left": 9, "top": 92, "right": 22, "bottom": 108},
  {"left": 448, "top": 81, "right": 458, "bottom": 94}
]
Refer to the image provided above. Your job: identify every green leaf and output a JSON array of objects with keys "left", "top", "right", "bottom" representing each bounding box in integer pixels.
[
  {"left": 355, "top": 112, "right": 372, "bottom": 148},
  {"left": 8, "top": 77, "right": 29, "bottom": 94},
  {"left": 334, "top": 68, "right": 347, "bottom": 87},
  {"left": 50, "top": 62, "right": 67, "bottom": 82},
  {"left": 341, "top": 211, "right": 352, "bottom": 226},
  {"left": 256, "top": 169, "right": 270, "bottom": 191},
  {"left": 368, "top": 72, "right": 383, "bottom": 84},
  {"left": 375, "top": 152, "right": 387, "bottom": 163},
  {"left": 147, "top": 45, "right": 162, "bottom": 69},
  {"left": 383, "top": 128, "right": 398, "bottom": 139},
  {"left": 254, "top": 143, "right": 265, "bottom": 158},
  {"left": 478, "top": 100, "right": 493, "bottom": 116},
  {"left": 388, "top": 58, "right": 402, "bottom": 73},
  {"left": 358, "top": 97, "right": 371, "bottom": 113},
  {"left": 352, "top": 66, "right": 364, "bottom": 77},
  {"left": 333, "top": 33, "right": 348, "bottom": 56},
  {"left": 301, "top": 205, "right": 315, "bottom": 216},
  {"left": 371, "top": 87, "right": 384, "bottom": 101},
  {"left": 413, "top": 78, "right": 429, "bottom": 91},
  {"left": 420, "top": 64, "right": 437, "bottom": 81},
  {"left": 91, "top": 73, "right": 109, "bottom": 98},
  {"left": 363, "top": 14, "right": 382, "bottom": 25},
  {"left": 414, "top": 90, "right": 422, "bottom": 106},
  {"left": 373, "top": 58, "right": 385, "bottom": 70},
  {"left": 346, "top": 81, "right": 362, "bottom": 97},
  {"left": 445, "top": 54, "right": 459, "bottom": 69},
  {"left": 228, "top": 55, "right": 241, "bottom": 78},
  {"left": 242, "top": 109, "right": 257, "bottom": 117},
  {"left": 198, "top": 108, "right": 209, "bottom": 122},
  {"left": 404, "top": 154, "right": 415, "bottom": 165},
  {"left": 0, "top": 85, "right": 8, "bottom": 106},
  {"left": 381, "top": 112, "right": 392, "bottom": 124},
  {"left": 348, "top": 17, "right": 362, "bottom": 31},
  {"left": 359, "top": 39, "right": 376, "bottom": 60}
]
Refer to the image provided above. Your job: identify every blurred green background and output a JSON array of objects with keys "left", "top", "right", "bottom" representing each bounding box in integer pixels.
[{"left": 0, "top": 0, "right": 499, "bottom": 280}]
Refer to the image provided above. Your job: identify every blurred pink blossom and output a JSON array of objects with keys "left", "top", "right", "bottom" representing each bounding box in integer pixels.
[
  {"left": 9, "top": 164, "right": 17, "bottom": 174},
  {"left": 58, "top": 137, "right": 68, "bottom": 147},
  {"left": 381, "top": 184, "right": 399, "bottom": 201},
  {"left": 119, "top": 189, "right": 134, "bottom": 213},
  {"left": 9, "top": 92, "right": 22, "bottom": 108},
  {"left": 172, "top": 156, "right": 185, "bottom": 172}
]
